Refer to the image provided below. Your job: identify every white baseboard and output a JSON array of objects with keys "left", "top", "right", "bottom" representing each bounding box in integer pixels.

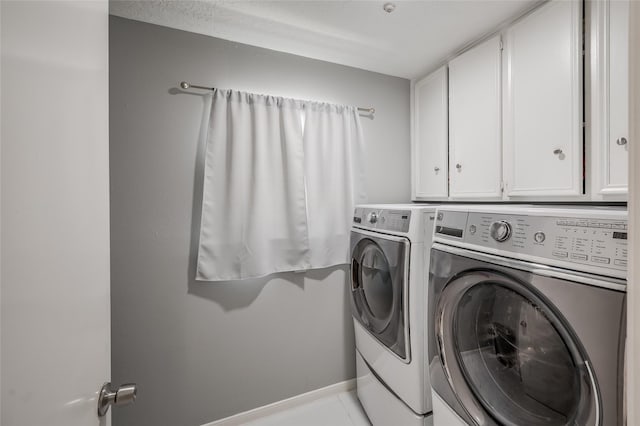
[{"left": 201, "top": 379, "right": 357, "bottom": 426}]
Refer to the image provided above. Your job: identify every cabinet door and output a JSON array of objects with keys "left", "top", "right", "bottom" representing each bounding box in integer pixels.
[
  {"left": 604, "top": 0, "right": 629, "bottom": 192},
  {"left": 503, "top": 0, "right": 583, "bottom": 196},
  {"left": 449, "top": 36, "right": 502, "bottom": 198},
  {"left": 412, "top": 66, "right": 448, "bottom": 199}
]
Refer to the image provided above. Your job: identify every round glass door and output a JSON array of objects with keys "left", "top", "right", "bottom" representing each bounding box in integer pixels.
[
  {"left": 350, "top": 233, "right": 408, "bottom": 360},
  {"left": 436, "top": 272, "right": 595, "bottom": 426},
  {"left": 360, "top": 244, "right": 393, "bottom": 325},
  {"left": 353, "top": 240, "right": 395, "bottom": 333}
]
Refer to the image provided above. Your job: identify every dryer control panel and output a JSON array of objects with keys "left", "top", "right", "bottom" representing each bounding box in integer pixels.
[
  {"left": 435, "top": 208, "right": 628, "bottom": 279},
  {"left": 353, "top": 207, "right": 411, "bottom": 233}
]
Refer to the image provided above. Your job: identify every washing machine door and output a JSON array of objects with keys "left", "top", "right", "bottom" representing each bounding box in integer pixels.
[
  {"left": 350, "top": 229, "right": 410, "bottom": 360},
  {"left": 434, "top": 268, "right": 600, "bottom": 426}
]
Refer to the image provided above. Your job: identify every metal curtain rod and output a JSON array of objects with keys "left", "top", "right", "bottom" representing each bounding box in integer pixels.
[{"left": 179, "top": 81, "right": 375, "bottom": 115}]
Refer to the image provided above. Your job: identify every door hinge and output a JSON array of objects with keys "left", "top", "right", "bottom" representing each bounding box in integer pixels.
[
  {"left": 499, "top": 40, "right": 504, "bottom": 51},
  {"left": 500, "top": 181, "right": 505, "bottom": 193}
]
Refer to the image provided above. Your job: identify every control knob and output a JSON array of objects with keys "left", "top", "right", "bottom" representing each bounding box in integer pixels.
[
  {"left": 490, "top": 220, "right": 512, "bottom": 242},
  {"left": 368, "top": 212, "right": 379, "bottom": 224}
]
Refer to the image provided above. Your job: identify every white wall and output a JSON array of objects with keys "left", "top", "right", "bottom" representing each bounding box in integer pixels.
[
  {"left": 1, "top": 2, "right": 3, "bottom": 421},
  {"left": 626, "top": 1, "right": 640, "bottom": 423},
  {"left": 109, "top": 17, "right": 411, "bottom": 426}
]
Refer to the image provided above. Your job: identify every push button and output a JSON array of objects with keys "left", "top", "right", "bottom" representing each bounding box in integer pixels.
[
  {"left": 614, "top": 259, "right": 627, "bottom": 267},
  {"left": 591, "top": 256, "right": 610, "bottom": 264},
  {"left": 534, "top": 232, "right": 546, "bottom": 243},
  {"left": 571, "top": 253, "right": 588, "bottom": 261},
  {"left": 552, "top": 251, "right": 568, "bottom": 258}
]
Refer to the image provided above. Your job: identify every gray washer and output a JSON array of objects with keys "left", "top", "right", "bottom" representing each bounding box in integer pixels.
[{"left": 427, "top": 244, "right": 625, "bottom": 426}]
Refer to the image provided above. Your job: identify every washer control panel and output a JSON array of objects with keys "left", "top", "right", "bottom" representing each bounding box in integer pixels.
[
  {"left": 353, "top": 208, "right": 411, "bottom": 233},
  {"left": 435, "top": 209, "right": 628, "bottom": 277}
]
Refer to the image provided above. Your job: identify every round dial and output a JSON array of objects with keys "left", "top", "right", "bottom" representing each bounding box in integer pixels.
[
  {"left": 368, "top": 212, "right": 379, "bottom": 224},
  {"left": 534, "top": 232, "right": 546, "bottom": 243},
  {"left": 489, "top": 220, "right": 512, "bottom": 242}
]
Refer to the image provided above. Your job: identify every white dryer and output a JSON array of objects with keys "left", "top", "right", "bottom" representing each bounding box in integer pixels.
[
  {"left": 427, "top": 206, "right": 627, "bottom": 426},
  {"left": 350, "top": 204, "right": 437, "bottom": 426}
]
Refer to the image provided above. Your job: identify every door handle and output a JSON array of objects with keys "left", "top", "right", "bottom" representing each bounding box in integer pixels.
[
  {"left": 98, "top": 382, "right": 137, "bottom": 417},
  {"left": 351, "top": 259, "right": 360, "bottom": 290}
]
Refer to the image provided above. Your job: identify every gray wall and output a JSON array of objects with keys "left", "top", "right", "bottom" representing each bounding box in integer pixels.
[{"left": 110, "top": 16, "right": 410, "bottom": 426}]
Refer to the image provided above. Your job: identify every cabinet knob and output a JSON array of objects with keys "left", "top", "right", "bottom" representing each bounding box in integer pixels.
[
  {"left": 434, "top": 166, "right": 440, "bottom": 172},
  {"left": 456, "top": 163, "right": 462, "bottom": 170},
  {"left": 616, "top": 137, "right": 628, "bottom": 146},
  {"left": 553, "top": 149, "right": 563, "bottom": 155}
]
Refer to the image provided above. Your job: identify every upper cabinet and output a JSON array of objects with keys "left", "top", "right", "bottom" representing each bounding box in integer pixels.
[
  {"left": 411, "top": 0, "right": 627, "bottom": 202},
  {"left": 592, "top": 0, "right": 629, "bottom": 196},
  {"left": 412, "top": 66, "right": 448, "bottom": 200},
  {"left": 449, "top": 36, "right": 502, "bottom": 199},
  {"left": 503, "top": 0, "right": 583, "bottom": 197}
]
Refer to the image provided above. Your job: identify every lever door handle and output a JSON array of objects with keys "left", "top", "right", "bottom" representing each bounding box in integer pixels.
[
  {"left": 98, "top": 382, "right": 137, "bottom": 417},
  {"left": 351, "top": 259, "right": 360, "bottom": 290}
]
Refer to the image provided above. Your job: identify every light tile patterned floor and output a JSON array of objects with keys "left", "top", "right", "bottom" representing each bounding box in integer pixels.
[{"left": 242, "top": 390, "right": 371, "bottom": 426}]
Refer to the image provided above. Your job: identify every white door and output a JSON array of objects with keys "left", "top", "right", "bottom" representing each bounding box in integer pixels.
[
  {"left": 412, "top": 66, "right": 449, "bottom": 200},
  {"left": 503, "top": 0, "right": 583, "bottom": 197},
  {"left": 448, "top": 36, "right": 502, "bottom": 199},
  {"left": 2, "top": 1, "right": 115, "bottom": 425},
  {"left": 604, "top": 0, "right": 629, "bottom": 192}
]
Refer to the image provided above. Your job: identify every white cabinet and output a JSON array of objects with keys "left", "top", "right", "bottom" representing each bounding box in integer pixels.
[
  {"left": 448, "top": 35, "right": 502, "bottom": 198},
  {"left": 592, "top": 0, "right": 629, "bottom": 196},
  {"left": 410, "top": 0, "right": 593, "bottom": 202},
  {"left": 607, "top": 0, "right": 629, "bottom": 190},
  {"left": 503, "top": 0, "right": 583, "bottom": 197},
  {"left": 412, "top": 66, "right": 448, "bottom": 200}
]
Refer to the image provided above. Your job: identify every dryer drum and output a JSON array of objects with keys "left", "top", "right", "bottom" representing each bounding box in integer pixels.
[{"left": 488, "top": 322, "right": 518, "bottom": 369}]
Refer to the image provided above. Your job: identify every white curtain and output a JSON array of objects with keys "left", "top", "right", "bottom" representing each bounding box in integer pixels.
[
  {"left": 196, "top": 90, "right": 366, "bottom": 281},
  {"left": 196, "top": 89, "right": 310, "bottom": 281},
  {"left": 303, "top": 103, "right": 367, "bottom": 268}
]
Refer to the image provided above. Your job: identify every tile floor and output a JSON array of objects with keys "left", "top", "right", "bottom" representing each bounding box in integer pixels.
[{"left": 243, "top": 390, "right": 371, "bottom": 426}]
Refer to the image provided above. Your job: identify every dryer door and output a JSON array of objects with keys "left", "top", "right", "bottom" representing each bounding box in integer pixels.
[
  {"left": 350, "top": 230, "right": 410, "bottom": 360},
  {"left": 435, "top": 269, "right": 599, "bottom": 426}
]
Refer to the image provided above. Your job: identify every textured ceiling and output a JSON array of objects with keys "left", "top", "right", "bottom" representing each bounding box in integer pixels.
[{"left": 110, "top": 0, "right": 540, "bottom": 79}]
